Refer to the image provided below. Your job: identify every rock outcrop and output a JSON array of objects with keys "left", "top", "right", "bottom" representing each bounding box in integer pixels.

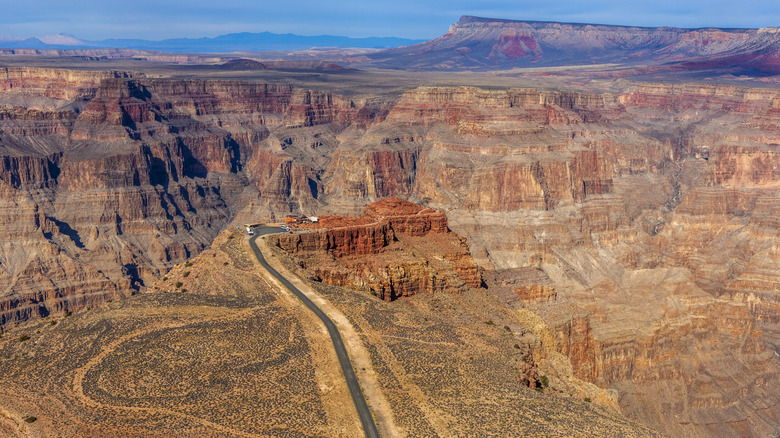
[{"left": 274, "top": 197, "right": 482, "bottom": 301}]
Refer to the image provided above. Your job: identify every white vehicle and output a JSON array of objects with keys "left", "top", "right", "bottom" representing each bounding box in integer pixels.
[{"left": 248, "top": 230, "right": 254, "bottom": 235}]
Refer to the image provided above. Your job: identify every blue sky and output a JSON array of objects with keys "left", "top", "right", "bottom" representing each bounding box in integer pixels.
[{"left": 2, "top": 0, "right": 779, "bottom": 40}]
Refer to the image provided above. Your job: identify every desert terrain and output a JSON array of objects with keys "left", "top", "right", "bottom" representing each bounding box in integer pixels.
[{"left": 1, "top": 15, "right": 780, "bottom": 437}]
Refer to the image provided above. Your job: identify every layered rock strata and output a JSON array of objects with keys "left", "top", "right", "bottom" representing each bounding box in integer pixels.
[
  {"left": 2, "top": 66, "right": 780, "bottom": 437},
  {"left": 274, "top": 197, "right": 482, "bottom": 301}
]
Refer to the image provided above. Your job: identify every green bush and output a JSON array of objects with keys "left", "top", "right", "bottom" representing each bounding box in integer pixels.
[{"left": 540, "top": 375, "right": 549, "bottom": 388}]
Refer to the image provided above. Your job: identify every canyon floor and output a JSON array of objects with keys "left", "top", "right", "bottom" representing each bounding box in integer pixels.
[
  {"left": 0, "top": 228, "right": 657, "bottom": 437},
  {"left": 0, "top": 49, "right": 779, "bottom": 437}
]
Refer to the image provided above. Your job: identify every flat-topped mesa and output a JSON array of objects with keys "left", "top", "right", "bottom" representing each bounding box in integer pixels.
[
  {"left": 276, "top": 196, "right": 450, "bottom": 256},
  {"left": 274, "top": 197, "right": 482, "bottom": 301},
  {"left": 367, "top": 15, "right": 780, "bottom": 72},
  {"left": 0, "top": 67, "right": 139, "bottom": 101}
]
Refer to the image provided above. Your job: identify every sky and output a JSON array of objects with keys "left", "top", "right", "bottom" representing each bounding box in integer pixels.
[{"left": 2, "top": 0, "right": 779, "bottom": 41}]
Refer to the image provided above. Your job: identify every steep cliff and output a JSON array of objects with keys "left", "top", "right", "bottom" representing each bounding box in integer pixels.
[
  {"left": 0, "top": 70, "right": 383, "bottom": 328},
  {"left": 274, "top": 197, "right": 482, "bottom": 301},
  {"left": 2, "top": 65, "right": 780, "bottom": 436},
  {"left": 364, "top": 15, "right": 780, "bottom": 73}
]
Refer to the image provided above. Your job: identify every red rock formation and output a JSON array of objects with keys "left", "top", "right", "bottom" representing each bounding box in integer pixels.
[
  {"left": 3, "top": 66, "right": 780, "bottom": 437},
  {"left": 275, "top": 197, "right": 482, "bottom": 300}
]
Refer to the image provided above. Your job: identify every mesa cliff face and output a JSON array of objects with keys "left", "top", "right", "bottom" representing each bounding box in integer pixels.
[
  {"left": 364, "top": 15, "right": 780, "bottom": 72},
  {"left": 274, "top": 197, "right": 482, "bottom": 301},
  {"left": 1, "top": 65, "right": 780, "bottom": 437}
]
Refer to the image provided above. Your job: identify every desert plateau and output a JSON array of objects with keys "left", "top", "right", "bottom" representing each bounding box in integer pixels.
[{"left": 0, "top": 11, "right": 779, "bottom": 438}]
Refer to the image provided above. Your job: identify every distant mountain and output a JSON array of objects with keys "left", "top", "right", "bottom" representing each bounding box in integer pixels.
[
  {"left": 0, "top": 32, "right": 425, "bottom": 52},
  {"left": 364, "top": 15, "right": 780, "bottom": 73}
]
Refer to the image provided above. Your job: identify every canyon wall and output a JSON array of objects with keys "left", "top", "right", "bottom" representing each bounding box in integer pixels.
[{"left": 2, "top": 67, "right": 780, "bottom": 436}]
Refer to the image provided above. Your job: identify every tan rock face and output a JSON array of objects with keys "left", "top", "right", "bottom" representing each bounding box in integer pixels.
[
  {"left": 0, "top": 72, "right": 385, "bottom": 327},
  {"left": 2, "top": 67, "right": 780, "bottom": 436}
]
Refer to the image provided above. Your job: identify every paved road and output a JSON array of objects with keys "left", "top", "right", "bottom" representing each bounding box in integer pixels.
[{"left": 248, "top": 226, "right": 380, "bottom": 438}]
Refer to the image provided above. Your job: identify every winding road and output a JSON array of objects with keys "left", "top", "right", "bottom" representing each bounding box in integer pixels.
[{"left": 248, "top": 226, "right": 380, "bottom": 438}]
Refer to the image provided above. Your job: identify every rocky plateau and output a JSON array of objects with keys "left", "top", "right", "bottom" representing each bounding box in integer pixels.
[
  {"left": 364, "top": 15, "right": 780, "bottom": 73},
  {"left": 274, "top": 196, "right": 482, "bottom": 301},
  {"left": 1, "top": 21, "right": 780, "bottom": 436}
]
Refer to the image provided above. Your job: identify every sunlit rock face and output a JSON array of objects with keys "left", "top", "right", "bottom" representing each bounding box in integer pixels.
[{"left": 2, "top": 65, "right": 780, "bottom": 436}]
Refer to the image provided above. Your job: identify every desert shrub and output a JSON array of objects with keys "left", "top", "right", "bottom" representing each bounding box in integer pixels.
[
  {"left": 19, "top": 335, "right": 30, "bottom": 343},
  {"left": 584, "top": 397, "right": 592, "bottom": 403},
  {"left": 183, "top": 271, "right": 191, "bottom": 277},
  {"left": 540, "top": 375, "right": 549, "bottom": 388},
  {"left": 514, "top": 344, "right": 521, "bottom": 349},
  {"left": 175, "top": 282, "right": 183, "bottom": 288},
  {"left": 24, "top": 416, "right": 37, "bottom": 423}
]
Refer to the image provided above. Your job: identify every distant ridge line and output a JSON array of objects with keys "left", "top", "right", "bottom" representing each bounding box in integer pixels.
[{"left": 456, "top": 15, "right": 755, "bottom": 32}]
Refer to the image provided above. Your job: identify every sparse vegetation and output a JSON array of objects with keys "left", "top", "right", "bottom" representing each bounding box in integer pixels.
[
  {"left": 584, "top": 397, "right": 592, "bottom": 403},
  {"left": 19, "top": 335, "right": 30, "bottom": 343},
  {"left": 175, "top": 282, "right": 183, "bottom": 288},
  {"left": 540, "top": 375, "right": 549, "bottom": 388},
  {"left": 183, "top": 271, "right": 191, "bottom": 277},
  {"left": 484, "top": 320, "right": 494, "bottom": 325},
  {"left": 24, "top": 416, "right": 37, "bottom": 423}
]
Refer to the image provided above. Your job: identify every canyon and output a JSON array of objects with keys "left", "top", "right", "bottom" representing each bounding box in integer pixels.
[{"left": 0, "top": 16, "right": 779, "bottom": 437}]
